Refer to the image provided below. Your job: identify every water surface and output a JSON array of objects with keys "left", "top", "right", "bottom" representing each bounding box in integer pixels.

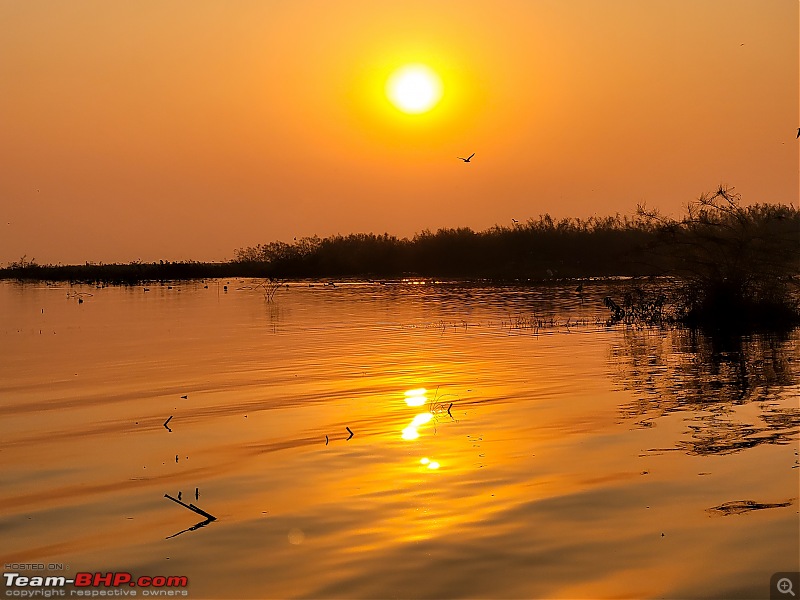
[{"left": 1, "top": 280, "right": 797, "bottom": 599}]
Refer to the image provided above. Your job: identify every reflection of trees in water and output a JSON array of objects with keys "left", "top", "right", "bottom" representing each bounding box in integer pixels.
[
  {"left": 610, "top": 328, "right": 799, "bottom": 455},
  {"left": 265, "top": 301, "right": 282, "bottom": 334}
]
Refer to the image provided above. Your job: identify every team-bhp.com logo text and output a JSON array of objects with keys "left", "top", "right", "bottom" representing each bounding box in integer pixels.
[{"left": 4, "top": 572, "right": 188, "bottom": 597}]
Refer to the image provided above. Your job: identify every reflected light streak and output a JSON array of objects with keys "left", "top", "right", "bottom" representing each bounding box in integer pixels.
[
  {"left": 401, "top": 427, "right": 420, "bottom": 441},
  {"left": 401, "top": 412, "right": 433, "bottom": 440},
  {"left": 404, "top": 388, "right": 427, "bottom": 407},
  {"left": 410, "top": 412, "right": 433, "bottom": 427}
]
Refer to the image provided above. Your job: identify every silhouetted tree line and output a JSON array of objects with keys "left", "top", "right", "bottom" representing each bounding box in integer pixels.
[
  {"left": 233, "top": 214, "right": 661, "bottom": 279},
  {"left": 0, "top": 259, "right": 264, "bottom": 284},
  {"left": 3, "top": 192, "right": 798, "bottom": 331}
]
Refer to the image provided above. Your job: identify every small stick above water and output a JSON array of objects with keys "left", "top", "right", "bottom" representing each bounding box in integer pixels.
[{"left": 164, "top": 494, "right": 216, "bottom": 522}]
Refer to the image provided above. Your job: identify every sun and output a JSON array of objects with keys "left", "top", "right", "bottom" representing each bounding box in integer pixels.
[{"left": 385, "top": 64, "right": 443, "bottom": 114}]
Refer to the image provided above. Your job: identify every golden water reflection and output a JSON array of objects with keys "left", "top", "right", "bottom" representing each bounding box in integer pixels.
[
  {"left": 401, "top": 387, "right": 433, "bottom": 441},
  {"left": 0, "top": 281, "right": 796, "bottom": 599},
  {"left": 403, "top": 387, "right": 427, "bottom": 407},
  {"left": 401, "top": 387, "right": 444, "bottom": 472},
  {"left": 401, "top": 411, "right": 434, "bottom": 441}
]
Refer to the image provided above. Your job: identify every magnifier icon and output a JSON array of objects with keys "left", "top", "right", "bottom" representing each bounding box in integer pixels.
[{"left": 778, "top": 578, "right": 796, "bottom": 596}]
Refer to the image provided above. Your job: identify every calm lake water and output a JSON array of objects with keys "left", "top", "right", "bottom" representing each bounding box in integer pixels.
[{"left": 1, "top": 279, "right": 798, "bottom": 599}]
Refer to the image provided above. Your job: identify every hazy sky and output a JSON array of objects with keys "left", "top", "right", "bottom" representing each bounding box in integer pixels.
[{"left": 1, "top": 1, "right": 797, "bottom": 265}]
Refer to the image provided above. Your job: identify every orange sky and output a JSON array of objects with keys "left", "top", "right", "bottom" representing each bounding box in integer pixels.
[{"left": 1, "top": 1, "right": 797, "bottom": 265}]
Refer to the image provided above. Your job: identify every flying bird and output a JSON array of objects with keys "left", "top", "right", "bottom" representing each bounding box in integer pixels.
[
  {"left": 458, "top": 153, "right": 475, "bottom": 163},
  {"left": 796, "top": 128, "right": 799, "bottom": 138}
]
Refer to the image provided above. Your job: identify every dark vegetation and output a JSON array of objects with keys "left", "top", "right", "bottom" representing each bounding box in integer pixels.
[
  {"left": 231, "top": 214, "right": 657, "bottom": 279},
  {"left": 2, "top": 187, "right": 798, "bottom": 329},
  {"left": 635, "top": 187, "right": 799, "bottom": 330},
  {"left": 0, "top": 257, "right": 261, "bottom": 285}
]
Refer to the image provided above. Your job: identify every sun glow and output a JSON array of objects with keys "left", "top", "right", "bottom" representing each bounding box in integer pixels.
[{"left": 386, "top": 64, "right": 443, "bottom": 114}]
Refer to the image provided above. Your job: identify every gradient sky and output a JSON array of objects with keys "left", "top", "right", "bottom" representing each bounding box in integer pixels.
[{"left": 1, "top": 0, "right": 797, "bottom": 265}]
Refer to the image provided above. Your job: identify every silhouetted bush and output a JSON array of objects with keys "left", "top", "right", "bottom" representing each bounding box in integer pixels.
[{"left": 637, "top": 186, "right": 799, "bottom": 329}]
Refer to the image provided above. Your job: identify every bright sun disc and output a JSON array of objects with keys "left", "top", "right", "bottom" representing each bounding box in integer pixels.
[{"left": 386, "top": 65, "right": 443, "bottom": 114}]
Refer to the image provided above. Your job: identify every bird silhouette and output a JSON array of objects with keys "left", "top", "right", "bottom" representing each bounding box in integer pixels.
[
  {"left": 457, "top": 153, "right": 475, "bottom": 163},
  {"left": 796, "top": 128, "right": 799, "bottom": 139}
]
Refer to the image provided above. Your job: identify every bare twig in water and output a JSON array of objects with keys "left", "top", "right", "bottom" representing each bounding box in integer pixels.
[
  {"left": 164, "top": 493, "right": 217, "bottom": 521},
  {"left": 429, "top": 387, "right": 459, "bottom": 423},
  {"left": 165, "top": 519, "right": 214, "bottom": 539},
  {"left": 164, "top": 493, "right": 217, "bottom": 539},
  {"left": 346, "top": 427, "right": 354, "bottom": 440},
  {"left": 163, "top": 415, "right": 173, "bottom": 432}
]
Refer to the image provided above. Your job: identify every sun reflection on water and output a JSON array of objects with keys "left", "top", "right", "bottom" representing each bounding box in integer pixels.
[
  {"left": 401, "top": 387, "right": 443, "bottom": 469},
  {"left": 401, "top": 411, "right": 433, "bottom": 440},
  {"left": 420, "top": 457, "right": 440, "bottom": 469},
  {"left": 404, "top": 387, "right": 427, "bottom": 407}
]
